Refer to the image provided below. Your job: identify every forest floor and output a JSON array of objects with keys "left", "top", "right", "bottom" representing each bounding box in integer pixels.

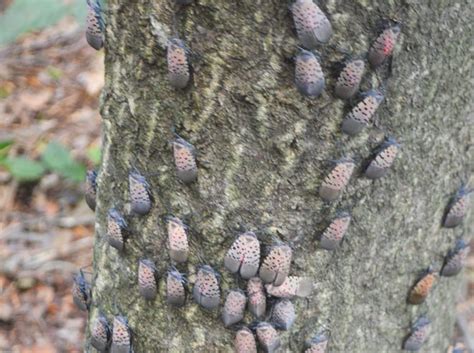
[{"left": 0, "top": 11, "right": 473, "bottom": 353}]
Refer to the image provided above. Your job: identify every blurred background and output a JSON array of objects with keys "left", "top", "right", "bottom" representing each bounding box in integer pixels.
[{"left": 0, "top": 1, "right": 472, "bottom": 352}]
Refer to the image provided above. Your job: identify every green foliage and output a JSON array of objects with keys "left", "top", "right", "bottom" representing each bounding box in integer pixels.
[
  {"left": 41, "top": 141, "right": 86, "bottom": 182},
  {"left": 86, "top": 145, "right": 101, "bottom": 166},
  {"left": 0, "top": 0, "right": 88, "bottom": 46},
  {"left": 2, "top": 157, "right": 45, "bottom": 182}
]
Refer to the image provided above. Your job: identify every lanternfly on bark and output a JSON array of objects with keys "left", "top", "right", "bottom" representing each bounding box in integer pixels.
[
  {"left": 365, "top": 138, "right": 400, "bottom": 179},
  {"left": 319, "top": 159, "right": 355, "bottom": 201},
  {"left": 408, "top": 267, "right": 437, "bottom": 305},
  {"left": 291, "top": 0, "right": 333, "bottom": 49},
  {"left": 334, "top": 59, "right": 365, "bottom": 100},
  {"left": 85, "top": 0, "right": 104, "bottom": 50},
  {"left": 72, "top": 269, "right": 91, "bottom": 311},
  {"left": 111, "top": 315, "right": 132, "bottom": 353},
  {"left": 259, "top": 244, "right": 292, "bottom": 286},
  {"left": 166, "top": 267, "right": 187, "bottom": 306},
  {"left": 224, "top": 231, "right": 261, "bottom": 279},
  {"left": 106, "top": 208, "right": 128, "bottom": 251},
  {"left": 172, "top": 135, "right": 198, "bottom": 183},
  {"left": 443, "top": 186, "right": 471, "bottom": 228},
  {"left": 193, "top": 265, "right": 220, "bottom": 310},
  {"left": 441, "top": 239, "right": 470, "bottom": 277},
  {"left": 138, "top": 259, "right": 158, "bottom": 300},
  {"left": 368, "top": 23, "right": 401, "bottom": 68},
  {"left": 304, "top": 333, "right": 329, "bottom": 353},
  {"left": 320, "top": 212, "right": 351, "bottom": 250},
  {"left": 234, "top": 327, "right": 257, "bottom": 353},
  {"left": 166, "top": 216, "right": 189, "bottom": 263},
  {"left": 341, "top": 89, "right": 384, "bottom": 136},
  {"left": 271, "top": 299, "right": 296, "bottom": 330},
  {"left": 167, "top": 38, "right": 191, "bottom": 89},
  {"left": 129, "top": 169, "right": 151, "bottom": 215},
  {"left": 91, "top": 313, "right": 112, "bottom": 352},
  {"left": 265, "top": 276, "right": 313, "bottom": 299},
  {"left": 295, "top": 49, "right": 325, "bottom": 97},
  {"left": 256, "top": 322, "right": 281, "bottom": 353},
  {"left": 222, "top": 289, "right": 247, "bottom": 327},
  {"left": 247, "top": 277, "right": 266, "bottom": 319},
  {"left": 403, "top": 316, "right": 430, "bottom": 351},
  {"left": 85, "top": 170, "right": 98, "bottom": 211}
]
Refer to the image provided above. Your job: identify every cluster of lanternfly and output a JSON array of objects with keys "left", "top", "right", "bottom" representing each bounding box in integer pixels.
[{"left": 76, "top": 0, "right": 472, "bottom": 352}]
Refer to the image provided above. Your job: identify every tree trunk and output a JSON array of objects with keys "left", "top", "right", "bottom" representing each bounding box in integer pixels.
[{"left": 89, "top": 0, "right": 473, "bottom": 352}]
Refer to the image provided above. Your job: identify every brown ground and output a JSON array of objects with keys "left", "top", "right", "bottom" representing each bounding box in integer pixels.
[{"left": 0, "top": 13, "right": 472, "bottom": 353}]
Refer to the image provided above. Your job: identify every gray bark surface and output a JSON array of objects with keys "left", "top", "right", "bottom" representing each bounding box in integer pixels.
[{"left": 89, "top": 0, "right": 473, "bottom": 352}]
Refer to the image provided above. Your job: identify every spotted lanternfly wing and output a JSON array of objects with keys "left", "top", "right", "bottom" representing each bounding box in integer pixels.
[
  {"left": 129, "top": 170, "right": 151, "bottom": 215},
  {"left": 234, "top": 327, "right": 257, "bottom": 353},
  {"left": 368, "top": 24, "right": 401, "bottom": 68},
  {"left": 91, "top": 313, "right": 111, "bottom": 352},
  {"left": 193, "top": 265, "right": 220, "bottom": 310},
  {"left": 291, "top": 0, "right": 332, "bottom": 49},
  {"left": 86, "top": 0, "right": 104, "bottom": 50},
  {"left": 85, "top": 170, "right": 98, "bottom": 211},
  {"left": 166, "top": 216, "right": 189, "bottom": 263},
  {"left": 319, "top": 159, "right": 355, "bottom": 201},
  {"left": 266, "top": 276, "right": 313, "bottom": 299},
  {"left": 222, "top": 289, "right": 247, "bottom": 327},
  {"left": 224, "top": 231, "right": 261, "bottom": 279},
  {"left": 335, "top": 59, "right": 365, "bottom": 99},
  {"left": 295, "top": 49, "right": 325, "bottom": 97},
  {"left": 138, "top": 259, "right": 157, "bottom": 300},
  {"left": 167, "top": 38, "right": 190, "bottom": 89},
  {"left": 342, "top": 90, "right": 384, "bottom": 136},
  {"left": 259, "top": 244, "right": 292, "bottom": 286},
  {"left": 441, "top": 239, "right": 470, "bottom": 277},
  {"left": 111, "top": 316, "right": 132, "bottom": 353},
  {"left": 256, "top": 322, "right": 281, "bottom": 353},
  {"left": 72, "top": 270, "right": 91, "bottom": 311},
  {"left": 320, "top": 213, "right": 351, "bottom": 250},
  {"left": 403, "top": 316, "right": 430, "bottom": 351},
  {"left": 166, "top": 268, "right": 186, "bottom": 306},
  {"left": 271, "top": 299, "right": 296, "bottom": 331},
  {"left": 408, "top": 268, "right": 437, "bottom": 305},
  {"left": 443, "top": 187, "right": 471, "bottom": 228},
  {"left": 365, "top": 139, "right": 400, "bottom": 179},
  {"left": 247, "top": 277, "right": 266, "bottom": 318},
  {"left": 107, "top": 208, "right": 128, "bottom": 251},
  {"left": 305, "top": 333, "right": 329, "bottom": 353},
  {"left": 172, "top": 136, "right": 197, "bottom": 183}
]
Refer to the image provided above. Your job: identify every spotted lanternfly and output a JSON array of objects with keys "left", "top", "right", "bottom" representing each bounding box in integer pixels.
[
  {"left": 295, "top": 49, "right": 325, "bottom": 97},
  {"left": 319, "top": 159, "right": 355, "bottom": 201},
  {"left": 129, "top": 170, "right": 151, "bottom": 215},
  {"left": 441, "top": 239, "right": 470, "bottom": 277},
  {"left": 85, "top": 170, "right": 98, "bottom": 211},
  {"left": 259, "top": 244, "right": 292, "bottom": 286},
  {"left": 256, "top": 322, "right": 281, "bottom": 353},
  {"left": 408, "top": 267, "right": 437, "bottom": 305},
  {"left": 335, "top": 59, "right": 365, "bottom": 99},
  {"left": 291, "top": 0, "right": 332, "bottom": 49},
  {"left": 166, "top": 216, "right": 189, "bottom": 263},
  {"left": 365, "top": 138, "right": 400, "bottom": 179},
  {"left": 368, "top": 24, "right": 401, "bottom": 68},
  {"left": 91, "top": 313, "right": 111, "bottom": 352},
  {"left": 224, "top": 231, "right": 261, "bottom": 279},
  {"left": 234, "top": 327, "right": 257, "bottom": 353},
  {"left": 172, "top": 135, "right": 197, "bottom": 183},
  {"left": 72, "top": 270, "right": 91, "bottom": 311},
  {"left": 138, "top": 259, "right": 157, "bottom": 300},
  {"left": 86, "top": 0, "right": 104, "bottom": 50},
  {"left": 222, "top": 289, "right": 247, "bottom": 327},
  {"left": 166, "top": 267, "right": 186, "bottom": 306},
  {"left": 403, "top": 316, "right": 430, "bottom": 351},
  {"left": 320, "top": 212, "right": 351, "bottom": 250},
  {"left": 342, "top": 89, "right": 384, "bottom": 136},
  {"left": 271, "top": 299, "right": 296, "bottom": 331},
  {"left": 247, "top": 277, "right": 266, "bottom": 319},
  {"left": 305, "top": 333, "right": 329, "bottom": 353},
  {"left": 266, "top": 276, "right": 313, "bottom": 299},
  {"left": 167, "top": 38, "right": 190, "bottom": 89},
  {"left": 443, "top": 187, "right": 471, "bottom": 228},
  {"left": 107, "top": 208, "right": 128, "bottom": 251},
  {"left": 111, "top": 315, "right": 132, "bottom": 353},
  {"left": 193, "top": 265, "right": 220, "bottom": 310}
]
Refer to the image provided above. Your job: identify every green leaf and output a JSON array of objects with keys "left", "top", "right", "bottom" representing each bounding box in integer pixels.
[
  {"left": 86, "top": 145, "right": 101, "bottom": 165},
  {"left": 3, "top": 157, "right": 45, "bottom": 182},
  {"left": 0, "top": 139, "right": 13, "bottom": 151},
  {"left": 41, "top": 141, "right": 86, "bottom": 182}
]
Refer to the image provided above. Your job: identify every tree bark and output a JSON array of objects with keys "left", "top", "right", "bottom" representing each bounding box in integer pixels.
[{"left": 89, "top": 0, "right": 473, "bottom": 352}]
